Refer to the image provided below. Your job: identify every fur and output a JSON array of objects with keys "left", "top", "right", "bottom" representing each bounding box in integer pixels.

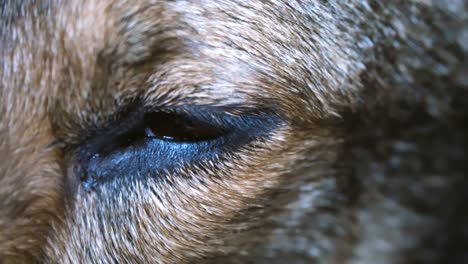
[{"left": 0, "top": 0, "right": 467, "bottom": 263}]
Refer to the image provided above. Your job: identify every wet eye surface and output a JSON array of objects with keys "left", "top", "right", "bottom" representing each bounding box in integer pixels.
[
  {"left": 73, "top": 106, "right": 280, "bottom": 191},
  {"left": 143, "top": 111, "right": 227, "bottom": 142}
]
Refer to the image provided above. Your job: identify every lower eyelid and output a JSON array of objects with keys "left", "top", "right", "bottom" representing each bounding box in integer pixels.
[{"left": 79, "top": 138, "right": 220, "bottom": 190}]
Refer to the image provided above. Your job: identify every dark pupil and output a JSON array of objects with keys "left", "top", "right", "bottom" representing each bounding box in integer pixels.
[{"left": 143, "top": 111, "right": 225, "bottom": 142}]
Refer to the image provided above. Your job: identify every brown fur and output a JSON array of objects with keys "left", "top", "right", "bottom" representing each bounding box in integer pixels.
[{"left": 0, "top": 1, "right": 467, "bottom": 263}]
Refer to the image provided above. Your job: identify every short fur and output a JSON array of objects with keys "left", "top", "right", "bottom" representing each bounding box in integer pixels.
[{"left": 0, "top": 1, "right": 467, "bottom": 263}]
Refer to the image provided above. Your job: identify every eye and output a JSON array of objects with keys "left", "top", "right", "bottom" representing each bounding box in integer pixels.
[
  {"left": 142, "top": 111, "right": 227, "bottom": 142},
  {"left": 97, "top": 110, "right": 229, "bottom": 157},
  {"left": 74, "top": 106, "right": 280, "bottom": 191}
]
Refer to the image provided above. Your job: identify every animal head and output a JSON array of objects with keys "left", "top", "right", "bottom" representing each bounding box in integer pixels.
[{"left": 0, "top": 1, "right": 466, "bottom": 263}]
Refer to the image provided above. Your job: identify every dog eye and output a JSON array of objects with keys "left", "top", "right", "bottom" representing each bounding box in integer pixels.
[
  {"left": 142, "top": 111, "right": 226, "bottom": 142},
  {"left": 99, "top": 110, "right": 229, "bottom": 156},
  {"left": 75, "top": 107, "right": 279, "bottom": 191}
]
